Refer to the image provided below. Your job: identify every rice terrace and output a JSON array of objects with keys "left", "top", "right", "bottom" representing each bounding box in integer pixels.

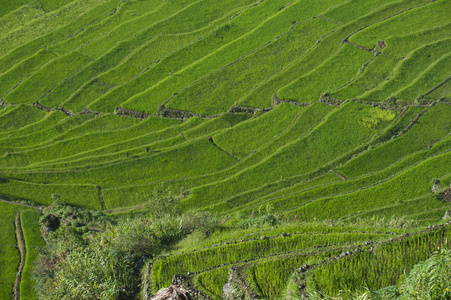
[{"left": 0, "top": 0, "right": 450, "bottom": 299}]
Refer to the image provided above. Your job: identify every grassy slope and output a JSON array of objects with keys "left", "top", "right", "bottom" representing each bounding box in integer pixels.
[
  {"left": 0, "top": 202, "right": 23, "bottom": 300},
  {"left": 19, "top": 210, "right": 45, "bottom": 300},
  {"left": 0, "top": 0, "right": 451, "bottom": 297}
]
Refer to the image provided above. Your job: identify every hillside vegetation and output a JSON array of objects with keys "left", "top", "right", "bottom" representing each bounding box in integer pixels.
[{"left": 0, "top": 0, "right": 450, "bottom": 299}]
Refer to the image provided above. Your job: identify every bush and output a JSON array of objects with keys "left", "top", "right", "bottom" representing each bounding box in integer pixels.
[{"left": 399, "top": 249, "right": 451, "bottom": 300}]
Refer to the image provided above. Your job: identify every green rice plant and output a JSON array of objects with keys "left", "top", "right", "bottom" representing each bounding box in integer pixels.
[
  {"left": 213, "top": 103, "right": 303, "bottom": 159},
  {"left": 323, "top": 0, "right": 398, "bottom": 24},
  {"left": 19, "top": 210, "right": 45, "bottom": 300},
  {"left": 0, "top": 113, "right": 93, "bottom": 151},
  {"left": 330, "top": 54, "right": 400, "bottom": 101},
  {"left": 77, "top": 0, "right": 207, "bottom": 59},
  {"left": 88, "top": 102, "right": 336, "bottom": 208},
  {"left": 184, "top": 113, "right": 252, "bottom": 140},
  {"left": 424, "top": 77, "right": 451, "bottom": 101},
  {"left": 0, "top": 0, "right": 77, "bottom": 18},
  {"left": 3, "top": 52, "right": 93, "bottom": 105},
  {"left": 221, "top": 173, "right": 342, "bottom": 215},
  {"left": 248, "top": 249, "right": 341, "bottom": 299},
  {"left": 0, "top": 202, "right": 25, "bottom": 300},
  {"left": 21, "top": 114, "right": 244, "bottom": 172},
  {"left": 277, "top": 43, "right": 373, "bottom": 102},
  {"left": 0, "top": 106, "right": 15, "bottom": 118},
  {"left": 62, "top": 30, "right": 214, "bottom": 112},
  {"left": 41, "top": 0, "right": 240, "bottom": 111},
  {"left": 0, "top": 5, "right": 46, "bottom": 39},
  {"left": 0, "top": 179, "right": 100, "bottom": 209},
  {"left": 0, "top": 110, "right": 66, "bottom": 140},
  {"left": 399, "top": 248, "right": 451, "bottom": 299},
  {"left": 9, "top": 137, "right": 238, "bottom": 191},
  {"left": 88, "top": 23, "right": 249, "bottom": 113},
  {"left": 26, "top": 114, "right": 141, "bottom": 146},
  {"left": 350, "top": 0, "right": 451, "bottom": 48},
  {"left": 306, "top": 227, "right": 451, "bottom": 297},
  {"left": 151, "top": 232, "right": 391, "bottom": 292},
  {"left": 121, "top": 0, "right": 344, "bottom": 114},
  {"left": 194, "top": 266, "right": 229, "bottom": 299},
  {"left": 25, "top": 136, "right": 185, "bottom": 173},
  {"left": 361, "top": 39, "right": 451, "bottom": 101},
  {"left": 0, "top": 0, "right": 156, "bottom": 76},
  {"left": 0, "top": 116, "right": 183, "bottom": 167},
  {"left": 49, "top": 0, "right": 163, "bottom": 56},
  {"left": 338, "top": 103, "right": 451, "bottom": 178},
  {"left": 0, "top": 0, "right": 107, "bottom": 57},
  {"left": 86, "top": 0, "right": 279, "bottom": 113},
  {"left": 176, "top": 221, "right": 407, "bottom": 253},
  {"left": 0, "top": 1, "right": 38, "bottom": 18},
  {"left": 182, "top": 102, "right": 392, "bottom": 210},
  {"left": 239, "top": 0, "right": 432, "bottom": 108},
  {"left": 290, "top": 149, "right": 451, "bottom": 220},
  {"left": 166, "top": 18, "right": 336, "bottom": 115},
  {"left": 265, "top": 126, "right": 451, "bottom": 216},
  {"left": 0, "top": 104, "right": 47, "bottom": 132},
  {"left": 0, "top": 31, "right": 64, "bottom": 75},
  {"left": 395, "top": 53, "right": 451, "bottom": 102},
  {"left": 382, "top": 23, "right": 451, "bottom": 59},
  {"left": 29, "top": 0, "right": 78, "bottom": 12},
  {"left": 352, "top": 194, "right": 448, "bottom": 221}
]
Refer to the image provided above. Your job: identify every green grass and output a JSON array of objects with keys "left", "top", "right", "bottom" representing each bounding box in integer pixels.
[
  {"left": 361, "top": 38, "right": 451, "bottom": 101},
  {"left": 350, "top": 0, "right": 451, "bottom": 49},
  {"left": 338, "top": 103, "right": 451, "bottom": 178},
  {"left": 382, "top": 23, "right": 451, "bottom": 59},
  {"left": 0, "top": 179, "right": 100, "bottom": 209},
  {"left": 0, "top": 116, "right": 182, "bottom": 167},
  {"left": 0, "top": 0, "right": 106, "bottom": 57},
  {"left": 166, "top": 18, "right": 336, "bottom": 114},
  {"left": 0, "top": 5, "right": 46, "bottom": 39},
  {"left": 39, "top": 0, "right": 243, "bottom": 111},
  {"left": 121, "top": 0, "right": 344, "bottom": 114},
  {"left": 0, "top": 113, "right": 92, "bottom": 152},
  {"left": 323, "top": 0, "right": 399, "bottom": 24},
  {"left": 213, "top": 103, "right": 304, "bottom": 159},
  {"left": 182, "top": 102, "right": 394, "bottom": 210},
  {"left": 395, "top": 53, "right": 451, "bottom": 101},
  {"left": 290, "top": 149, "right": 451, "bottom": 220},
  {"left": 0, "top": 104, "right": 48, "bottom": 132},
  {"left": 238, "top": 0, "right": 432, "bottom": 108},
  {"left": 330, "top": 54, "right": 400, "bottom": 101},
  {"left": 19, "top": 210, "right": 45, "bottom": 300},
  {"left": 4, "top": 52, "right": 93, "bottom": 105},
  {"left": 184, "top": 113, "right": 252, "bottom": 140},
  {"left": 277, "top": 43, "right": 374, "bottom": 102},
  {"left": 0, "top": 202, "right": 24, "bottom": 300}
]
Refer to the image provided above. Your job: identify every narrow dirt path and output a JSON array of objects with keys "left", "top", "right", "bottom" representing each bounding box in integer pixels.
[{"left": 13, "top": 212, "right": 25, "bottom": 300}]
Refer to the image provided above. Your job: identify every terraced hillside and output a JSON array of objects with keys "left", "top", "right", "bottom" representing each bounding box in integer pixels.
[{"left": 0, "top": 0, "right": 451, "bottom": 299}]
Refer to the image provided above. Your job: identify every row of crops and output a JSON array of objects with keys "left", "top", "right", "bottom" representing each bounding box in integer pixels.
[
  {"left": 0, "top": 0, "right": 450, "bottom": 298},
  {"left": 146, "top": 224, "right": 451, "bottom": 299}
]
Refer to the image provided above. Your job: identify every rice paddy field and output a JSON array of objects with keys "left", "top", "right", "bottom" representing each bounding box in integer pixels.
[{"left": 0, "top": 0, "right": 450, "bottom": 298}]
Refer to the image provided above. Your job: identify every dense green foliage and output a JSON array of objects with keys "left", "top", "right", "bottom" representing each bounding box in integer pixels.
[{"left": 0, "top": 0, "right": 450, "bottom": 298}]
